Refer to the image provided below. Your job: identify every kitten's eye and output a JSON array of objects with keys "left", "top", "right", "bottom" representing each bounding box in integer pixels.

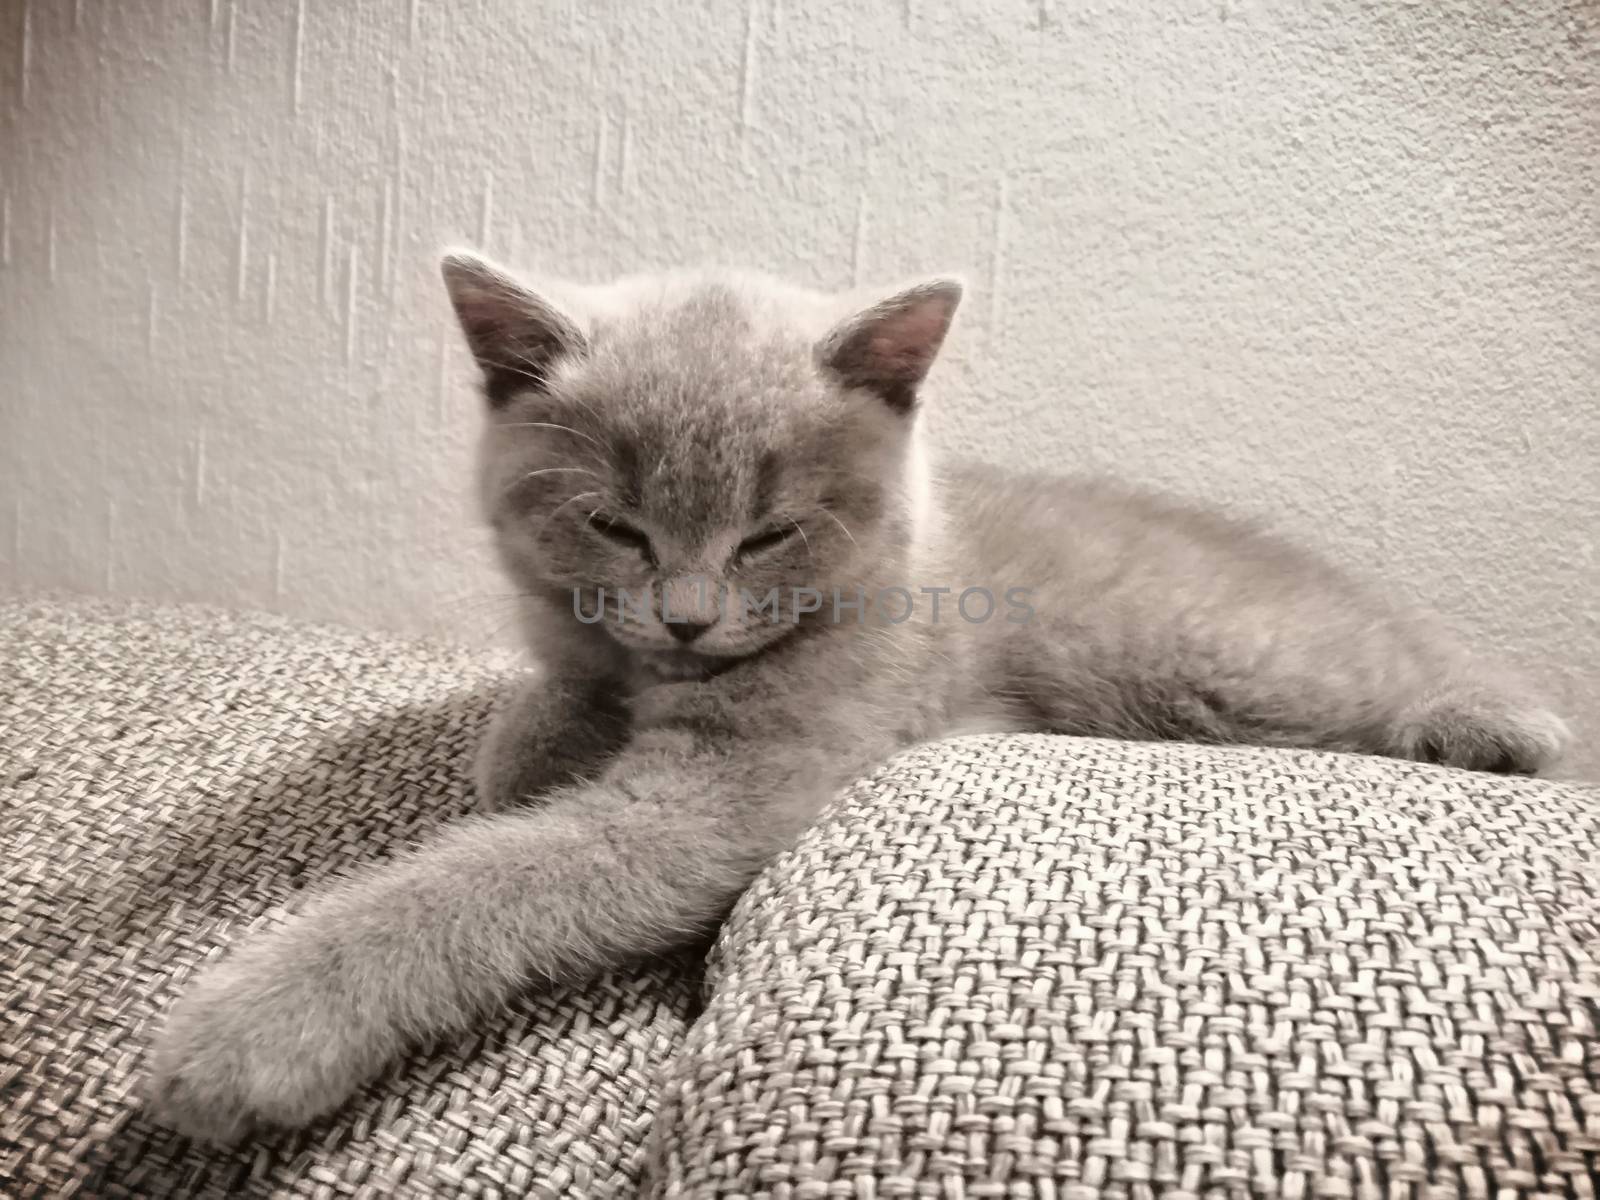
[
  {"left": 736, "top": 524, "right": 795, "bottom": 561},
  {"left": 594, "top": 517, "right": 656, "bottom": 564}
]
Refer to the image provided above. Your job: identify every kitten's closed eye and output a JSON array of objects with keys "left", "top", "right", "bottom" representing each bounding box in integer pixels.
[
  {"left": 736, "top": 524, "right": 796, "bottom": 562},
  {"left": 595, "top": 517, "right": 657, "bottom": 566}
]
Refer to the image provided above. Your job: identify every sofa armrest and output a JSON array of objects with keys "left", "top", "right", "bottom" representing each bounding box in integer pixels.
[{"left": 648, "top": 734, "right": 1600, "bottom": 1196}]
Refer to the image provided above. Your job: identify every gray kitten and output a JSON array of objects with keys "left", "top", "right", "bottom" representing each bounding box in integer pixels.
[{"left": 146, "top": 252, "right": 1569, "bottom": 1142}]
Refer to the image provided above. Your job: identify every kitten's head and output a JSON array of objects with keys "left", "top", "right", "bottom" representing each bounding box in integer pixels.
[{"left": 441, "top": 252, "right": 961, "bottom": 661}]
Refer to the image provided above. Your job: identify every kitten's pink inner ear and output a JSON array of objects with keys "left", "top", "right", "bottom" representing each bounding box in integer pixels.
[
  {"left": 440, "top": 253, "right": 586, "bottom": 408},
  {"left": 866, "top": 304, "right": 950, "bottom": 375},
  {"left": 821, "top": 280, "right": 963, "bottom": 414}
]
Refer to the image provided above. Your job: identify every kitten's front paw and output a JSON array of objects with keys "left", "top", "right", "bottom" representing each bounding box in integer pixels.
[
  {"left": 145, "top": 932, "right": 383, "bottom": 1143},
  {"left": 473, "top": 676, "right": 632, "bottom": 812},
  {"left": 1396, "top": 686, "right": 1570, "bottom": 776}
]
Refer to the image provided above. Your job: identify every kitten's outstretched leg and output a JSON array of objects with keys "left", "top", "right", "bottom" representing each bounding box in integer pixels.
[
  {"left": 145, "top": 729, "right": 824, "bottom": 1143},
  {"left": 474, "top": 673, "right": 631, "bottom": 810},
  {"left": 1013, "top": 642, "right": 1568, "bottom": 776}
]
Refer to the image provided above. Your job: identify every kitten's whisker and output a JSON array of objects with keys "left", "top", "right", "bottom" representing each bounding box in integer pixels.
[
  {"left": 477, "top": 356, "right": 552, "bottom": 385},
  {"left": 784, "top": 517, "right": 813, "bottom": 560},
  {"left": 426, "top": 589, "right": 540, "bottom": 647},
  {"left": 534, "top": 490, "right": 603, "bottom": 540},
  {"left": 455, "top": 610, "right": 529, "bottom": 649},
  {"left": 502, "top": 354, "right": 604, "bottom": 422},
  {"left": 473, "top": 352, "right": 605, "bottom": 436},
  {"left": 493, "top": 420, "right": 604, "bottom": 450},
  {"left": 817, "top": 508, "right": 859, "bottom": 549},
  {"left": 559, "top": 390, "right": 605, "bottom": 424},
  {"left": 501, "top": 466, "right": 602, "bottom": 500}
]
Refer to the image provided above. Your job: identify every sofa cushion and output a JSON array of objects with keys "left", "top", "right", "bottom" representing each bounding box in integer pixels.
[
  {"left": 2, "top": 598, "right": 698, "bottom": 1198},
  {"left": 647, "top": 734, "right": 1600, "bottom": 1196}
]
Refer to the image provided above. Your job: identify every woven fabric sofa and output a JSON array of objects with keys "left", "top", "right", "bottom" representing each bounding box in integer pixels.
[{"left": 4, "top": 597, "right": 1597, "bottom": 1198}]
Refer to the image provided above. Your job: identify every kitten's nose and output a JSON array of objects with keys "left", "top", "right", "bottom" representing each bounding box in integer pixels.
[{"left": 667, "top": 619, "right": 713, "bottom": 644}]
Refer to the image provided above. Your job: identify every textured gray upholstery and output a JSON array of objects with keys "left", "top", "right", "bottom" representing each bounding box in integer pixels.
[
  {"left": 651, "top": 736, "right": 1600, "bottom": 1196},
  {"left": 3, "top": 599, "right": 697, "bottom": 1198},
  {"left": 4, "top": 598, "right": 1597, "bottom": 1198}
]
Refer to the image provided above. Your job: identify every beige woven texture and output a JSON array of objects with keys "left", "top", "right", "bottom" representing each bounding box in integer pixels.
[
  {"left": 2, "top": 599, "right": 698, "bottom": 1198},
  {"left": 5, "top": 598, "right": 1600, "bottom": 1198},
  {"left": 649, "top": 736, "right": 1600, "bottom": 1198}
]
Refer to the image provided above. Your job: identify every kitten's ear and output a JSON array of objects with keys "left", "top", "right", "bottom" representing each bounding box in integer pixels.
[
  {"left": 817, "top": 278, "right": 963, "bottom": 414},
  {"left": 440, "top": 251, "right": 587, "bottom": 408}
]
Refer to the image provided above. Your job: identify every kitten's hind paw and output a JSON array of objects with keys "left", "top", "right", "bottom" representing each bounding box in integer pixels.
[{"left": 1394, "top": 686, "right": 1570, "bottom": 776}]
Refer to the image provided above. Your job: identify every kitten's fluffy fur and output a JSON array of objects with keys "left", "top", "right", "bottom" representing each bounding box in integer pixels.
[{"left": 147, "top": 254, "right": 1569, "bottom": 1142}]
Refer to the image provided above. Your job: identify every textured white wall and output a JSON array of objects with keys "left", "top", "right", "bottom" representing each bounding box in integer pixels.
[{"left": 2, "top": 1, "right": 1596, "bottom": 773}]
